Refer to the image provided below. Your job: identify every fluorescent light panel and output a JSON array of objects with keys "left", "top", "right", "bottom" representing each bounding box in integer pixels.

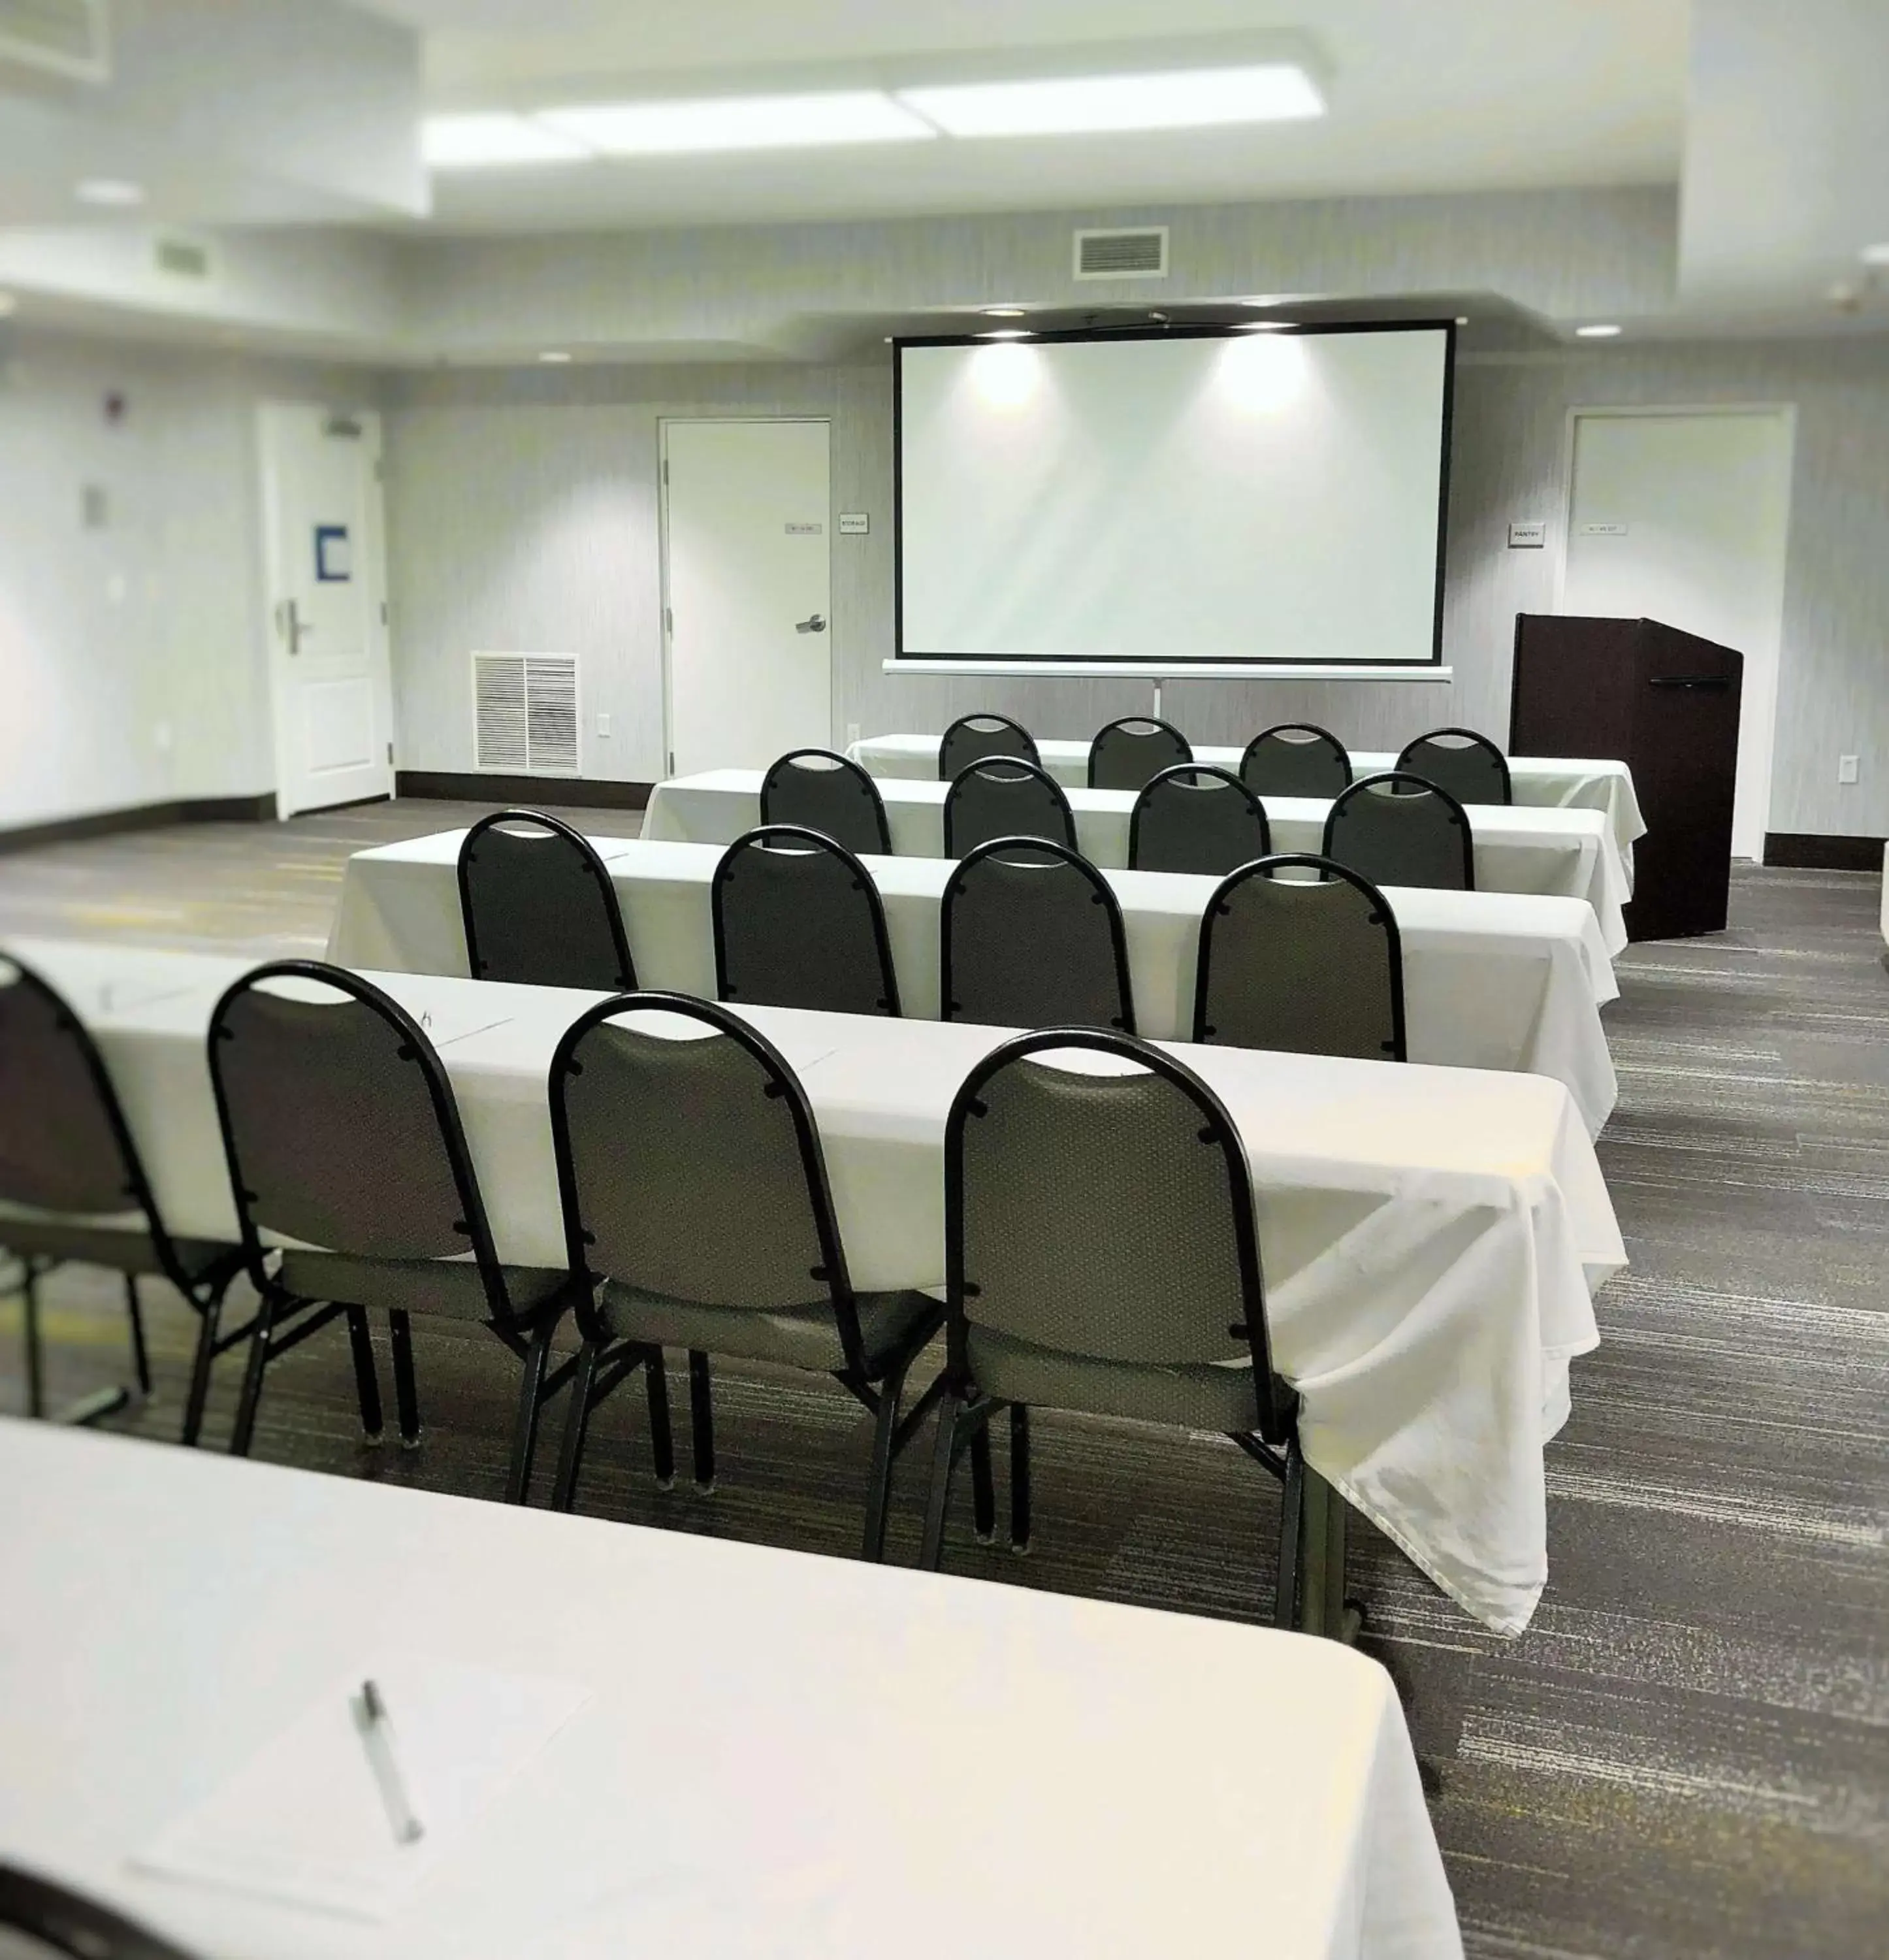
[
  {"left": 538, "top": 91, "right": 934, "bottom": 155},
  {"left": 424, "top": 114, "right": 589, "bottom": 167},
  {"left": 897, "top": 63, "right": 1325, "bottom": 137}
]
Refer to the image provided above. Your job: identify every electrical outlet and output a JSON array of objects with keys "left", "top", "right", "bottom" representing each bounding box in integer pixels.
[
  {"left": 845, "top": 722, "right": 861, "bottom": 746},
  {"left": 596, "top": 711, "right": 611, "bottom": 738},
  {"left": 1838, "top": 754, "right": 1859, "bottom": 785}
]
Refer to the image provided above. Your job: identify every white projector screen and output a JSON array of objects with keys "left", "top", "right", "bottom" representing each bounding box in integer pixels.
[{"left": 895, "top": 324, "right": 1453, "bottom": 668}]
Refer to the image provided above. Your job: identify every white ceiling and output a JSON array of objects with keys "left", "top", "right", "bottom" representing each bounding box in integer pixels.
[{"left": 359, "top": 0, "right": 1688, "bottom": 233}]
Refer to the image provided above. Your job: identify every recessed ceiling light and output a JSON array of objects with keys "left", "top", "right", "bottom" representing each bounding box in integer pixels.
[
  {"left": 538, "top": 91, "right": 935, "bottom": 155},
  {"left": 1861, "top": 242, "right": 1889, "bottom": 267},
  {"left": 423, "top": 114, "right": 590, "bottom": 169},
  {"left": 1575, "top": 323, "right": 1623, "bottom": 338},
  {"left": 538, "top": 350, "right": 572, "bottom": 363},
  {"left": 1233, "top": 320, "right": 1295, "bottom": 332},
  {"left": 896, "top": 63, "right": 1325, "bottom": 139},
  {"left": 982, "top": 306, "right": 1027, "bottom": 318},
  {"left": 1455, "top": 315, "right": 1470, "bottom": 325},
  {"left": 74, "top": 178, "right": 145, "bottom": 208}
]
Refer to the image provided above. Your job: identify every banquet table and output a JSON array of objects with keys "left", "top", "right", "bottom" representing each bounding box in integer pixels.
[
  {"left": 643, "top": 768, "right": 1631, "bottom": 956},
  {"left": 5, "top": 936, "right": 1623, "bottom": 1634},
  {"left": 0, "top": 1422, "right": 1462, "bottom": 1960},
  {"left": 848, "top": 733, "right": 1647, "bottom": 888},
  {"left": 327, "top": 832, "right": 1619, "bottom": 1135}
]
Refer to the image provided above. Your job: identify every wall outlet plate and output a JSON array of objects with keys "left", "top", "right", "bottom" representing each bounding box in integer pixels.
[{"left": 1838, "top": 754, "right": 1859, "bottom": 784}]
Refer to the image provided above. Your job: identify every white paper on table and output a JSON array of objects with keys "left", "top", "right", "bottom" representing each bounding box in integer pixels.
[{"left": 134, "top": 1656, "right": 589, "bottom": 1922}]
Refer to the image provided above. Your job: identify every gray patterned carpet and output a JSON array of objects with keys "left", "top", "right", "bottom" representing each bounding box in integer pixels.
[{"left": 1, "top": 811, "right": 1885, "bottom": 1957}]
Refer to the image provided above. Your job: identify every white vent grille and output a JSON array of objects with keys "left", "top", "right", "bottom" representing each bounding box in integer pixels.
[
  {"left": 1074, "top": 227, "right": 1169, "bottom": 280},
  {"left": 472, "top": 653, "right": 579, "bottom": 775},
  {"left": 0, "top": 0, "right": 109, "bottom": 83}
]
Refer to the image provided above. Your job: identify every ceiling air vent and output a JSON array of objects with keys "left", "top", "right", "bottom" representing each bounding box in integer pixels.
[
  {"left": 0, "top": 0, "right": 110, "bottom": 84},
  {"left": 153, "top": 235, "right": 213, "bottom": 282},
  {"left": 1074, "top": 227, "right": 1169, "bottom": 280},
  {"left": 472, "top": 653, "right": 579, "bottom": 775}
]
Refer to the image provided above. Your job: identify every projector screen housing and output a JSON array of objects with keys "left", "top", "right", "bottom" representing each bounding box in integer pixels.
[{"left": 893, "top": 321, "right": 1455, "bottom": 671}]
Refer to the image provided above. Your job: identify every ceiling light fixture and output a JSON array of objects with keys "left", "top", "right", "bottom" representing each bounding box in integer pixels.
[
  {"left": 538, "top": 91, "right": 935, "bottom": 155},
  {"left": 897, "top": 63, "right": 1324, "bottom": 138},
  {"left": 1860, "top": 242, "right": 1889, "bottom": 267},
  {"left": 538, "top": 350, "right": 572, "bottom": 363},
  {"left": 74, "top": 178, "right": 145, "bottom": 208},
  {"left": 982, "top": 306, "right": 1027, "bottom": 318},
  {"left": 1575, "top": 323, "right": 1623, "bottom": 338},
  {"left": 423, "top": 114, "right": 590, "bottom": 169}
]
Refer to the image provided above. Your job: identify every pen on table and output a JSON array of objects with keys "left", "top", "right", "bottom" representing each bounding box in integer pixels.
[{"left": 358, "top": 1678, "right": 425, "bottom": 1845}]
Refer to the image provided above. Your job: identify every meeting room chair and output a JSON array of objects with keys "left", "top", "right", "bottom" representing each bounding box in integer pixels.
[
  {"left": 0, "top": 953, "right": 244, "bottom": 1440},
  {"left": 920, "top": 1028, "right": 1305, "bottom": 1627},
  {"left": 941, "top": 838, "right": 1135, "bottom": 1034},
  {"left": 546, "top": 991, "right": 944, "bottom": 1560},
  {"left": 0, "top": 1861, "right": 202, "bottom": 1960},
  {"left": 1088, "top": 715, "right": 1192, "bottom": 791},
  {"left": 1323, "top": 772, "right": 1476, "bottom": 892},
  {"left": 939, "top": 711, "right": 1040, "bottom": 780},
  {"left": 711, "top": 826, "right": 901, "bottom": 1017},
  {"left": 759, "top": 747, "right": 893, "bottom": 857},
  {"left": 207, "top": 961, "right": 662, "bottom": 1496},
  {"left": 1239, "top": 723, "right": 1353, "bottom": 800},
  {"left": 1128, "top": 763, "right": 1272, "bottom": 875},
  {"left": 457, "top": 809, "right": 637, "bottom": 991},
  {"left": 1397, "top": 727, "right": 1513, "bottom": 806},
  {"left": 1193, "top": 855, "right": 1407, "bottom": 1062},
  {"left": 942, "top": 757, "right": 1078, "bottom": 858}
]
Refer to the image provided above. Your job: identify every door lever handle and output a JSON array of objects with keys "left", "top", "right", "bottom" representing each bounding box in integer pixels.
[
  {"left": 795, "top": 613, "right": 827, "bottom": 635},
  {"left": 276, "top": 599, "right": 312, "bottom": 655}
]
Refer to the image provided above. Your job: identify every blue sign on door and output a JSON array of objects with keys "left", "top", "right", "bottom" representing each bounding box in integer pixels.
[{"left": 314, "top": 525, "right": 352, "bottom": 582}]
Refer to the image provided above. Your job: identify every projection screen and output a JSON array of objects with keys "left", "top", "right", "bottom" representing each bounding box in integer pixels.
[{"left": 894, "top": 323, "right": 1453, "bottom": 668}]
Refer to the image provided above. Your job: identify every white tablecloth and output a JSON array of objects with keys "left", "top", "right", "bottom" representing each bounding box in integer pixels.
[
  {"left": 8, "top": 936, "right": 1623, "bottom": 1633},
  {"left": 849, "top": 734, "right": 1647, "bottom": 889},
  {"left": 327, "top": 833, "right": 1619, "bottom": 1136},
  {"left": 0, "top": 1424, "right": 1462, "bottom": 1960},
  {"left": 645, "top": 769, "right": 1631, "bottom": 957}
]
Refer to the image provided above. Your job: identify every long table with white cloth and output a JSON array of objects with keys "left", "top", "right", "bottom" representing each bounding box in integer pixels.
[
  {"left": 848, "top": 734, "right": 1647, "bottom": 889},
  {"left": 6, "top": 936, "right": 1623, "bottom": 1633},
  {"left": 643, "top": 768, "right": 1632, "bottom": 956},
  {"left": 0, "top": 1422, "right": 1463, "bottom": 1960},
  {"left": 327, "top": 832, "right": 1619, "bottom": 1135}
]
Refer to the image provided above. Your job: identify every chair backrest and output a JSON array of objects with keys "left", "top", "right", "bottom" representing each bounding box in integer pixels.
[
  {"left": 943, "top": 757, "right": 1078, "bottom": 858},
  {"left": 1240, "top": 723, "right": 1352, "bottom": 800},
  {"left": 759, "top": 748, "right": 892, "bottom": 857},
  {"left": 941, "top": 840, "right": 1135, "bottom": 1034},
  {"left": 457, "top": 810, "right": 636, "bottom": 990},
  {"left": 711, "top": 826, "right": 901, "bottom": 1017},
  {"left": 945, "top": 1028, "right": 1294, "bottom": 1443},
  {"left": 1193, "top": 855, "right": 1406, "bottom": 1061},
  {"left": 1088, "top": 716, "right": 1192, "bottom": 791},
  {"left": 1128, "top": 764, "right": 1272, "bottom": 875},
  {"left": 1323, "top": 772, "right": 1475, "bottom": 892},
  {"left": 0, "top": 1861, "right": 202, "bottom": 1960},
  {"left": 939, "top": 712, "right": 1039, "bottom": 780},
  {"left": 207, "top": 962, "right": 508, "bottom": 1313},
  {"left": 0, "top": 955, "right": 156, "bottom": 1221},
  {"left": 1396, "top": 727, "right": 1511, "bottom": 806},
  {"left": 548, "top": 992, "right": 864, "bottom": 1373}
]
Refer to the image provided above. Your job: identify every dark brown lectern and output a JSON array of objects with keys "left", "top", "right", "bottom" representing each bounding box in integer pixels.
[{"left": 1510, "top": 615, "right": 1743, "bottom": 941}]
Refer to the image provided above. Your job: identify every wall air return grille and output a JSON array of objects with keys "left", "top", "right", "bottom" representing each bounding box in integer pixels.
[
  {"left": 1073, "top": 227, "right": 1169, "bottom": 280},
  {"left": 0, "top": 0, "right": 109, "bottom": 84},
  {"left": 472, "top": 653, "right": 579, "bottom": 775}
]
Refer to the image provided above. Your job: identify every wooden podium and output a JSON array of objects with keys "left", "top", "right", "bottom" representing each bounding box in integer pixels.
[{"left": 1510, "top": 615, "right": 1743, "bottom": 941}]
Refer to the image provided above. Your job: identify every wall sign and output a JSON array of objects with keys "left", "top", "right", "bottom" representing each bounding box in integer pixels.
[
  {"left": 1581, "top": 522, "right": 1628, "bottom": 536},
  {"left": 837, "top": 512, "right": 870, "bottom": 535},
  {"left": 314, "top": 524, "right": 353, "bottom": 581},
  {"left": 1506, "top": 521, "right": 1547, "bottom": 549},
  {"left": 784, "top": 521, "right": 824, "bottom": 536}
]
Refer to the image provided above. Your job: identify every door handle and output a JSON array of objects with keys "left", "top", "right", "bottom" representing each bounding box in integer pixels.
[
  {"left": 1649, "top": 675, "right": 1728, "bottom": 691},
  {"left": 795, "top": 613, "right": 827, "bottom": 635},
  {"left": 276, "top": 599, "right": 312, "bottom": 655}
]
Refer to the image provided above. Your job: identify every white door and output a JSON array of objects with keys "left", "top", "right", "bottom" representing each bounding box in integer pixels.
[
  {"left": 661, "top": 419, "right": 831, "bottom": 776},
  {"left": 1562, "top": 408, "right": 1794, "bottom": 860},
  {"left": 259, "top": 403, "right": 395, "bottom": 817}
]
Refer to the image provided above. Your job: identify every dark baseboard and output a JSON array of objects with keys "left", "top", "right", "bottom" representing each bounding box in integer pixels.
[
  {"left": 395, "top": 771, "right": 653, "bottom": 811},
  {"left": 1764, "top": 832, "right": 1886, "bottom": 871},
  {"left": 0, "top": 792, "right": 276, "bottom": 857}
]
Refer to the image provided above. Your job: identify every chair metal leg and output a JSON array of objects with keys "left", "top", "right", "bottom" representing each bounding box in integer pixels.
[
  {"left": 503, "top": 1319, "right": 555, "bottom": 1504},
  {"left": 918, "top": 1390, "right": 963, "bottom": 1571},
  {"left": 645, "top": 1350, "right": 675, "bottom": 1490},
  {"left": 181, "top": 1291, "right": 223, "bottom": 1448},
  {"left": 388, "top": 1309, "right": 421, "bottom": 1448},
  {"left": 228, "top": 1296, "right": 278, "bottom": 1458},
  {"left": 859, "top": 1353, "right": 913, "bottom": 1565},
  {"left": 1275, "top": 1443, "right": 1304, "bottom": 1631},
  {"left": 124, "top": 1276, "right": 152, "bottom": 1397},
  {"left": 22, "top": 1266, "right": 44, "bottom": 1419},
  {"left": 551, "top": 1342, "right": 601, "bottom": 1512},
  {"left": 970, "top": 1416, "right": 995, "bottom": 1543},
  {"left": 1009, "top": 1403, "right": 1032, "bottom": 1554},
  {"left": 343, "top": 1306, "right": 383, "bottom": 1442},
  {"left": 688, "top": 1348, "right": 715, "bottom": 1492}
]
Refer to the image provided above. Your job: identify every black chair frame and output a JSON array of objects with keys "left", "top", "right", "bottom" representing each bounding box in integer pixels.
[
  {"left": 1088, "top": 715, "right": 1192, "bottom": 791},
  {"left": 920, "top": 1027, "right": 1306, "bottom": 1627},
  {"left": 941, "top": 757, "right": 1078, "bottom": 858},
  {"left": 709, "top": 825, "right": 902, "bottom": 1017},
  {"left": 0, "top": 955, "right": 244, "bottom": 1439},
  {"left": 457, "top": 808, "right": 636, "bottom": 988},
  {"left": 1239, "top": 723, "right": 1353, "bottom": 796},
  {"left": 940, "top": 836, "right": 1137, "bottom": 1034},
  {"left": 1127, "top": 762, "right": 1272, "bottom": 874},
  {"left": 1193, "top": 854, "right": 1408, "bottom": 1060},
  {"left": 545, "top": 992, "right": 945, "bottom": 1559},
  {"left": 760, "top": 747, "right": 894, "bottom": 856},
  {"left": 1397, "top": 727, "right": 1513, "bottom": 805},
  {"left": 939, "top": 712, "right": 1040, "bottom": 780},
  {"left": 206, "top": 960, "right": 624, "bottom": 1497},
  {"left": 1323, "top": 772, "right": 1477, "bottom": 891},
  {"left": 0, "top": 1862, "right": 201, "bottom": 1960}
]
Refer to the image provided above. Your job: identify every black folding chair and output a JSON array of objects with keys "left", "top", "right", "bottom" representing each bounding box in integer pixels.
[
  {"left": 760, "top": 748, "right": 893, "bottom": 857},
  {"left": 1088, "top": 716, "right": 1191, "bottom": 791},
  {"left": 1129, "top": 763, "right": 1272, "bottom": 875},
  {"left": 711, "top": 826, "right": 901, "bottom": 1016},
  {"left": 1240, "top": 723, "right": 1352, "bottom": 800},
  {"left": 1323, "top": 772, "right": 1476, "bottom": 891},
  {"left": 1397, "top": 727, "right": 1513, "bottom": 806},
  {"left": 1194, "top": 855, "right": 1406, "bottom": 1061},
  {"left": 0, "top": 953, "right": 243, "bottom": 1438},
  {"left": 0, "top": 1863, "right": 201, "bottom": 1959},
  {"left": 943, "top": 757, "right": 1077, "bottom": 858},
  {"left": 939, "top": 712, "right": 1039, "bottom": 780},
  {"left": 457, "top": 809, "right": 636, "bottom": 989}
]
